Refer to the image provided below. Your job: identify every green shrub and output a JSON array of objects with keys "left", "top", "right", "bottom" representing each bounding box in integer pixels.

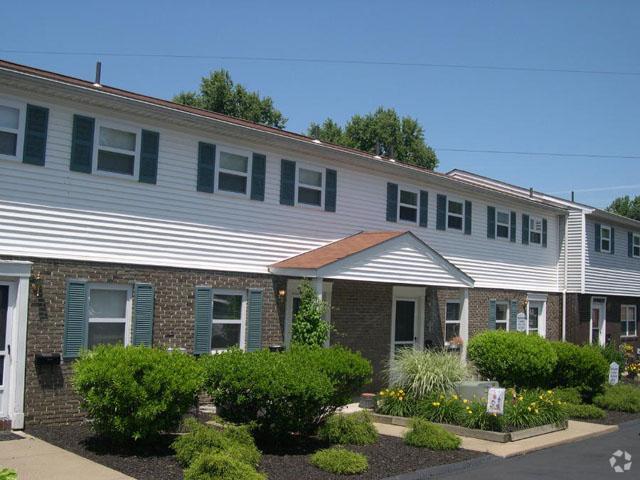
[
  {"left": 201, "top": 346, "right": 371, "bottom": 439},
  {"left": 291, "top": 280, "right": 330, "bottom": 347},
  {"left": 554, "top": 387, "right": 583, "bottom": 405},
  {"left": 184, "top": 452, "right": 266, "bottom": 480},
  {"left": 403, "top": 418, "right": 461, "bottom": 450},
  {"left": 310, "top": 447, "right": 368, "bottom": 475},
  {"left": 0, "top": 468, "right": 17, "bottom": 480},
  {"left": 172, "top": 418, "right": 261, "bottom": 468},
  {"left": 594, "top": 384, "right": 640, "bottom": 413},
  {"left": 318, "top": 411, "right": 378, "bottom": 445},
  {"left": 376, "top": 388, "right": 418, "bottom": 417},
  {"left": 385, "top": 348, "right": 470, "bottom": 398},
  {"left": 550, "top": 342, "right": 608, "bottom": 400},
  {"left": 563, "top": 403, "right": 606, "bottom": 419},
  {"left": 72, "top": 345, "right": 203, "bottom": 442},
  {"left": 467, "top": 331, "right": 557, "bottom": 388}
]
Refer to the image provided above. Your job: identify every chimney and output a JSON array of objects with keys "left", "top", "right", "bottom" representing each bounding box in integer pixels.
[{"left": 93, "top": 61, "right": 102, "bottom": 87}]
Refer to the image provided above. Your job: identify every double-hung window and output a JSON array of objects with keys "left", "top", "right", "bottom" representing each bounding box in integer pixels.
[
  {"left": 217, "top": 149, "right": 250, "bottom": 195},
  {"left": 445, "top": 301, "right": 461, "bottom": 343},
  {"left": 447, "top": 199, "right": 464, "bottom": 230},
  {"left": 398, "top": 188, "right": 418, "bottom": 223},
  {"left": 211, "top": 290, "right": 246, "bottom": 352},
  {"left": 95, "top": 122, "right": 140, "bottom": 177},
  {"left": 621, "top": 305, "right": 637, "bottom": 338},
  {"left": 87, "top": 284, "right": 131, "bottom": 348},
  {"left": 296, "top": 166, "right": 323, "bottom": 206},
  {"left": 600, "top": 225, "right": 612, "bottom": 253},
  {"left": 495, "top": 301, "right": 509, "bottom": 330},
  {"left": 496, "top": 210, "right": 510, "bottom": 239},
  {"left": 0, "top": 101, "right": 23, "bottom": 160},
  {"left": 529, "top": 217, "right": 543, "bottom": 244},
  {"left": 633, "top": 234, "right": 640, "bottom": 258}
]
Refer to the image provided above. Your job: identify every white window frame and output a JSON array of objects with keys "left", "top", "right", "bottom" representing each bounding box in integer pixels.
[
  {"left": 633, "top": 233, "right": 640, "bottom": 258},
  {"left": 529, "top": 216, "right": 543, "bottom": 245},
  {"left": 397, "top": 186, "right": 419, "bottom": 225},
  {"left": 211, "top": 289, "right": 247, "bottom": 353},
  {"left": 600, "top": 225, "right": 612, "bottom": 253},
  {"left": 447, "top": 198, "right": 465, "bottom": 231},
  {"left": 0, "top": 97, "right": 25, "bottom": 162},
  {"left": 496, "top": 209, "right": 511, "bottom": 240},
  {"left": 214, "top": 146, "right": 252, "bottom": 197},
  {"left": 621, "top": 305, "right": 637, "bottom": 338},
  {"left": 92, "top": 119, "right": 142, "bottom": 180},
  {"left": 444, "top": 300, "right": 461, "bottom": 345},
  {"left": 295, "top": 163, "right": 324, "bottom": 208},
  {"left": 495, "top": 301, "right": 510, "bottom": 330},
  {"left": 87, "top": 283, "right": 133, "bottom": 348}
]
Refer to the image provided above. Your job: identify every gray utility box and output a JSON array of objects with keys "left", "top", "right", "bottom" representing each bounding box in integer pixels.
[{"left": 454, "top": 381, "right": 499, "bottom": 401}]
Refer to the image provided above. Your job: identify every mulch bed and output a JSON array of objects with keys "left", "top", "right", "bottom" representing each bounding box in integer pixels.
[{"left": 26, "top": 423, "right": 483, "bottom": 480}]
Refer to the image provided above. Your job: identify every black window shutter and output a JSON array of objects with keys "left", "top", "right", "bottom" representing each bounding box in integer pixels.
[
  {"left": 196, "top": 142, "right": 215, "bottom": 193},
  {"left": 611, "top": 227, "right": 615, "bottom": 254},
  {"left": 464, "top": 201, "right": 472, "bottom": 235},
  {"left": 522, "top": 214, "right": 530, "bottom": 245},
  {"left": 139, "top": 130, "right": 159, "bottom": 184},
  {"left": 542, "top": 218, "right": 548, "bottom": 248},
  {"left": 629, "top": 232, "right": 634, "bottom": 258},
  {"left": 133, "top": 283, "right": 155, "bottom": 347},
  {"left": 194, "top": 287, "right": 213, "bottom": 355},
  {"left": 487, "top": 206, "right": 496, "bottom": 239},
  {"left": 63, "top": 280, "right": 88, "bottom": 358},
  {"left": 419, "top": 190, "right": 428, "bottom": 227},
  {"left": 594, "top": 223, "right": 601, "bottom": 252},
  {"left": 386, "top": 183, "right": 398, "bottom": 222},
  {"left": 70, "top": 115, "right": 95, "bottom": 173},
  {"left": 436, "top": 194, "right": 447, "bottom": 231},
  {"left": 246, "top": 289, "right": 264, "bottom": 352},
  {"left": 23, "top": 104, "right": 49, "bottom": 166},
  {"left": 325, "top": 168, "right": 337, "bottom": 212},
  {"left": 488, "top": 300, "right": 496, "bottom": 330},
  {"left": 251, "top": 153, "right": 266, "bottom": 201},
  {"left": 280, "top": 159, "right": 296, "bottom": 205},
  {"left": 510, "top": 211, "right": 517, "bottom": 242}
]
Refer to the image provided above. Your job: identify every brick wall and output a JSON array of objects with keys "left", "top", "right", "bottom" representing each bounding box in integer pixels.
[{"left": 4, "top": 256, "right": 284, "bottom": 426}]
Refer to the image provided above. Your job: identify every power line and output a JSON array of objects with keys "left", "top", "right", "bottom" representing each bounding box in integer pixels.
[
  {"left": 436, "top": 147, "right": 640, "bottom": 160},
  {"left": 550, "top": 184, "right": 640, "bottom": 194},
  {"left": 2, "top": 49, "right": 640, "bottom": 77}
]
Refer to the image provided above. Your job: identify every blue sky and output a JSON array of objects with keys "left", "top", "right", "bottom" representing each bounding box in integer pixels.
[{"left": 2, "top": 0, "right": 638, "bottom": 207}]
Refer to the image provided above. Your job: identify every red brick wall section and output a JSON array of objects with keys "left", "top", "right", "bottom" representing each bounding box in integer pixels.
[{"left": 5, "top": 256, "right": 284, "bottom": 426}]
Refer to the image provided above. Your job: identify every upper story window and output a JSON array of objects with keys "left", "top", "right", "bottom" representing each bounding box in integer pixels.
[
  {"left": 217, "top": 150, "right": 250, "bottom": 195},
  {"left": 529, "top": 217, "right": 543, "bottom": 244},
  {"left": 87, "top": 284, "right": 131, "bottom": 349},
  {"left": 95, "top": 122, "right": 140, "bottom": 177},
  {"left": 633, "top": 233, "right": 640, "bottom": 258},
  {"left": 600, "top": 225, "right": 612, "bottom": 253},
  {"left": 447, "top": 199, "right": 464, "bottom": 230},
  {"left": 496, "top": 301, "right": 509, "bottom": 330},
  {"left": 399, "top": 188, "right": 418, "bottom": 223},
  {"left": 296, "top": 166, "right": 323, "bottom": 207},
  {"left": 496, "top": 210, "right": 510, "bottom": 239},
  {"left": 0, "top": 102, "right": 23, "bottom": 160}
]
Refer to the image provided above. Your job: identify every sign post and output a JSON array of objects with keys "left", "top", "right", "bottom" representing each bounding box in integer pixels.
[
  {"left": 609, "top": 362, "right": 619, "bottom": 385},
  {"left": 516, "top": 313, "right": 527, "bottom": 332},
  {"left": 486, "top": 387, "right": 506, "bottom": 415}
]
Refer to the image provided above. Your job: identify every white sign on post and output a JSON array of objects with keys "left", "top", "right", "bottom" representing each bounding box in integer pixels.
[
  {"left": 486, "top": 387, "right": 506, "bottom": 415},
  {"left": 516, "top": 313, "right": 527, "bottom": 332},
  {"left": 609, "top": 362, "right": 620, "bottom": 385}
]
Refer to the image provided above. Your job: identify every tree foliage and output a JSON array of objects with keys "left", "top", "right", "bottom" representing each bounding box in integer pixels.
[
  {"left": 174, "top": 69, "right": 287, "bottom": 129},
  {"left": 606, "top": 195, "right": 640, "bottom": 221},
  {"left": 291, "top": 280, "right": 330, "bottom": 347},
  {"left": 308, "top": 107, "right": 438, "bottom": 169}
]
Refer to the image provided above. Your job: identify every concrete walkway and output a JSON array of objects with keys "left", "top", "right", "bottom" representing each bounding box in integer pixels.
[
  {"left": 375, "top": 420, "right": 617, "bottom": 458},
  {"left": 0, "top": 431, "right": 133, "bottom": 480}
]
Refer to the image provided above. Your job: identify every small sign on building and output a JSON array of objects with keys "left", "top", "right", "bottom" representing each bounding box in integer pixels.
[
  {"left": 516, "top": 313, "right": 527, "bottom": 332},
  {"left": 486, "top": 387, "right": 506, "bottom": 415},
  {"left": 609, "top": 362, "right": 620, "bottom": 385}
]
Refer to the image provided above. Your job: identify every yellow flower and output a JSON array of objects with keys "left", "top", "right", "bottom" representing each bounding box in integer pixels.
[
  {"left": 440, "top": 394, "right": 445, "bottom": 400},
  {"left": 535, "top": 409, "right": 539, "bottom": 414},
  {"left": 432, "top": 402, "right": 441, "bottom": 407},
  {"left": 527, "top": 406, "right": 532, "bottom": 412},
  {"left": 452, "top": 394, "right": 458, "bottom": 400},
  {"left": 518, "top": 396, "right": 523, "bottom": 401},
  {"left": 463, "top": 399, "right": 469, "bottom": 404},
  {"left": 547, "top": 390, "right": 553, "bottom": 394}
]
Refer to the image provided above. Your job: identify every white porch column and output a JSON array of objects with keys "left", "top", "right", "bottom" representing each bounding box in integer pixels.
[
  {"left": 460, "top": 288, "right": 469, "bottom": 362},
  {"left": 312, "top": 276, "right": 323, "bottom": 303}
]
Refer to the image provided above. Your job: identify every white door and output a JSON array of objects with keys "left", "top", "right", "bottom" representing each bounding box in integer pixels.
[
  {"left": 591, "top": 297, "right": 606, "bottom": 346},
  {"left": 392, "top": 298, "right": 418, "bottom": 355},
  {"left": 0, "top": 284, "right": 11, "bottom": 418},
  {"left": 527, "top": 300, "right": 546, "bottom": 337}
]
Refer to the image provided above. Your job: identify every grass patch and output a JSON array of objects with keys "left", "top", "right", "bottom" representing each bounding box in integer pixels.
[
  {"left": 310, "top": 447, "right": 369, "bottom": 475},
  {"left": 593, "top": 384, "right": 640, "bottom": 413},
  {"left": 403, "top": 418, "right": 461, "bottom": 450},
  {"left": 318, "top": 411, "right": 378, "bottom": 445}
]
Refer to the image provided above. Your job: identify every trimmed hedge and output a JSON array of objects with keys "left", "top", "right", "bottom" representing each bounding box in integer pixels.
[
  {"left": 403, "top": 418, "right": 460, "bottom": 450},
  {"left": 550, "top": 342, "right": 608, "bottom": 400},
  {"left": 310, "top": 447, "right": 368, "bottom": 475},
  {"left": 72, "top": 345, "right": 203, "bottom": 442},
  {"left": 318, "top": 411, "right": 378, "bottom": 445},
  {"left": 467, "top": 331, "right": 557, "bottom": 388}
]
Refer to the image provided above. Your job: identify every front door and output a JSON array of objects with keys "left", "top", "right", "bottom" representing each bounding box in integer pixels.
[
  {"left": 591, "top": 297, "right": 606, "bottom": 346},
  {"left": 0, "top": 285, "right": 11, "bottom": 418},
  {"left": 527, "top": 300, "right": 547, "bottom": 337},
  {"left": 392, "top": 299, "right": 418, "bottom": 355}
]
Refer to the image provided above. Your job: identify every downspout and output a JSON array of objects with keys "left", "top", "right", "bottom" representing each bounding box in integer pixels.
[{"left": 562, "top": 214, "right": 569, "bottom": 342}]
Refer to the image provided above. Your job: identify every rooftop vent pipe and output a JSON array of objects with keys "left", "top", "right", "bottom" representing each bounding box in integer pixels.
[{"left": 93, "top": 61, "right": 102, "bottom": 87}]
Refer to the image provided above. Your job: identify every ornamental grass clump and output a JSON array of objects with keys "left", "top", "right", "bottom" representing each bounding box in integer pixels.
[
  {"left": 183, "top": 452, "right": 266, "bottom": 480},
  {"left": 403, "top": 418, "right": 461, "bottom": 450},
  {"left": 318, "top": 411, "right": 378, "bottom": 445},
  {"left": 310, "top": 447, "right": 369, "bottom": 475},
  {"left": 385, "top": 348, "right": 470, "bottom": 398}
]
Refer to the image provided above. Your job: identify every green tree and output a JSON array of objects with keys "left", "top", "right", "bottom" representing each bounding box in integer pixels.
[
  {"left": 291, "top": 280, "right": 330, "bottom": 347},
  {"left": 606, "top": 195, "right": 640, "bottom": 221},
  {"left": 308, "top": 107, "right": 438, "bottom": 169},
  {"left": 174, "top": 69, "right": 287, "bottom": 129}
]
